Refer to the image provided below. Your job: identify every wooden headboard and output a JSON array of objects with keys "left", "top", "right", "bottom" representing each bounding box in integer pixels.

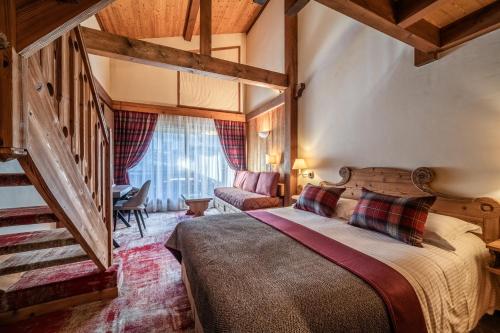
[{"left": 320, "top": 167, "right": 500, "bottom": 243}]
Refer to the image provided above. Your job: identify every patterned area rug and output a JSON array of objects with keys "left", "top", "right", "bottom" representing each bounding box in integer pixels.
[{"left": 2, "top": 212, "right": 195, "bottom": 333}]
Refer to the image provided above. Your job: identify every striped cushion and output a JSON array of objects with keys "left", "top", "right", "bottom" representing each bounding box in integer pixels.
[
  {"left": 349, "top": 188, "right": 436, "bottom": 247},
  {"left": 294, "top": 184, "right": 345, "bottom": 217}
]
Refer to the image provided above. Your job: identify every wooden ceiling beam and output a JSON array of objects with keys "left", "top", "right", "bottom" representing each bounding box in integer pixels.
[
  {"left": 285, "top": 0, "right": 310, "bottom": 16},
  {"left": 246, "top": 94, "right": 285, "bottom": 121},
  {"left": 81, "top": 27, "right": 288, "bottom": 90},
  {"left": 200, "top": 0, "right": 212, "bottom": 56},
  {"left": 112, "top": 101, "right": 246, "bottom": 122},
  {"left": 396, "top": 0, "right": 449, "bottom": 28},
  {"left": 183, "top": 0, "right": 200, "bottom": 42},
  {"left": 314, "top": 0, "right": 440, "bottom": 52},
  {"left": 440, "top": 1, "right": 500, "bottom": 51},
  {"left": 15, "top": 0, "right": 114, "bottom": 56}
]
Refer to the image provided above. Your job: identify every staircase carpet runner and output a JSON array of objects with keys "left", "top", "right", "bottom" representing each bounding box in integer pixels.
[
  {"left": 0, "top": 174, "right": 31, "bottom": 187},
  {"left": 0, "top": 245, "right": 88, "bottom": 275},
  {"left": 0, "top": 206, "right": 58, "bottom": 227},
  {"left": 0, "top": 229, "right": 76, "bottom": 255},
  {"left": 0, "top": 260, "right": 120, "bottom": 313}
]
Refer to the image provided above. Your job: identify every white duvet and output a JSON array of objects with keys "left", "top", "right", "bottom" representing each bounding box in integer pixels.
[{"left": 267, "top": 207, "right": 497, "bottom": 333}]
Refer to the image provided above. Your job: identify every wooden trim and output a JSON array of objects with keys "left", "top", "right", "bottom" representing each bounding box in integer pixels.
[
  {"left": 284, "top": 0, "right": 298, "bottom": 205},
  {"left": 81, "top": 27, "right": 288, "bottom": 90},
  {"left": 440, "top": 1, "right": 500, "bottom": 51},
  {"left": 314, "top": 0, "right": 439, "bottom": 53},
  {"left": 16, "top": 0, "right": 114, "bottom": 56},
  {"left": 246, "top": 94, "right": 285, "bottom": 121},
  {"left": 183, "top": 0, "right": 200, "bottom": 42},
  {"left": 200, "top": 0, "right": 212, "bottom": 56},
  {"left": 177, "top": 46, "right": 242, "bottom": 113},
  {"left": 0, "top": 287, "right": 118, "bottom": 324},
  {"left": 286, "top": 0, "right": 310, "bottom": 16},
  {"left": 396, "top": 0, "right": 448, "bottom": 29},
  {"left": 112, "top": 101, "right": 246, "bottom": 122},
  {"left": 74, "top": 27, "right": 109, "bottom": 142},
  {"left": 93, "top": 77, "right": 113, "bottom": 109},
  {"left": 0, "top": 0, "right": 24, "bottom": 152}
]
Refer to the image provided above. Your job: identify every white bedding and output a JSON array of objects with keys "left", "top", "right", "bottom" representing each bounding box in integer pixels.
[{"left": 267, "top": 206, "right": 496, "bottom": 333}]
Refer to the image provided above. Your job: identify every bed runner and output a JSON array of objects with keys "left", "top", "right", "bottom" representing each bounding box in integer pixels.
[{"left": 247, "top": 210, "right": 427, "bottom": 333}]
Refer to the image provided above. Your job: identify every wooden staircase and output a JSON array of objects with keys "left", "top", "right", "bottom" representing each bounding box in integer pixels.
[
  {"left": 0, "top": 1, "right": 116, "bottom": 322},
  {"left": 0, "top": 173, "right": 118, "bottom": 322}
]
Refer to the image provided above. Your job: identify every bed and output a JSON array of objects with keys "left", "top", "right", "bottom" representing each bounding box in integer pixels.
[{"left": 166, "top": 167, "right": 500, "bottom": 333}]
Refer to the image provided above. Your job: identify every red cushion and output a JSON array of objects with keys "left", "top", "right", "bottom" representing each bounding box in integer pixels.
[
  {"left": 233, "top": 171, "right": 248, "bottom": 189},
  {"left": 242, "top": 172, "right": 260, "bottom": 193},
  {"left": 255, "top": 172, "right": 280, "bottom": 197},
  {"left": 349, "top": 188, "right": 436, "bottom": 247},
  {"left": 294, "top": 184, "right": 345, "bottom": 217}
]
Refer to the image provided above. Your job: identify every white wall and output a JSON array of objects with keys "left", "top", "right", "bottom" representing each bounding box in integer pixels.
[
  {"left": 110, "top": 33, "right": 246, "bottom": 111},
  {"left": 297, "top": 2, "right": 500, "bottom": 199},
  {"left": 245, "top": 0, "right": 284, "bottom": 113}
]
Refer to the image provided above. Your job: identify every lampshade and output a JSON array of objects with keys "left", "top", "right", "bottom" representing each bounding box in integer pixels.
[
  {"left": 292, "top": 158, "right": 307, "bottom": 170},
  {"left": 265, "top": 154, "right": 277, "bottom": 165}
]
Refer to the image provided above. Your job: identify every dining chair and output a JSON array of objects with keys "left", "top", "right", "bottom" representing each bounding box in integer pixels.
[
  {"left": 127, "top": 188, "right": 150, "bottom": 222},
  {"left": 114, "top": 180, "right": 151, "bottom": 237}
]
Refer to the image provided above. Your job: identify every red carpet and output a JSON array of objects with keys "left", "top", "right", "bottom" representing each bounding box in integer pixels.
[{"left": 1, "top": 212, "right": 195, "bottom": 333}]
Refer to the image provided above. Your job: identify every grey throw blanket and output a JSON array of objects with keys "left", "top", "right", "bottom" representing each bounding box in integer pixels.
[{"left": 166, "top": 213, "right": 391, "bottom": 333}]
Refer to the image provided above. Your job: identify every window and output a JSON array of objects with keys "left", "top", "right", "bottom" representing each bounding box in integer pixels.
[{"left": 129, "top": 115, "right": 234, "bottom": 211}]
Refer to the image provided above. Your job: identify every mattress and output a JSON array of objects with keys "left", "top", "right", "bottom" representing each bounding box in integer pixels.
[{"left": 177, "top": 207, "right": 496, "bottom": 333}]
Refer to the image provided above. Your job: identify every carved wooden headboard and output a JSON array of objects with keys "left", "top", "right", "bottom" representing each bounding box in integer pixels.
[{"left": 320, "top": 167, "right": 500, "bottom": 243}]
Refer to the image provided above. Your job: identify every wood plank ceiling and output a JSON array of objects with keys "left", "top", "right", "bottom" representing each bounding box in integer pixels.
[{"left": 96, "top": 0, "right": 264, "bottom": 39}]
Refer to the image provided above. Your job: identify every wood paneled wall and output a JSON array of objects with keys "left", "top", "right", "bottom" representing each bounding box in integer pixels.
[{"left": 247, "top": 106, "right": 285, "bottom": 179}]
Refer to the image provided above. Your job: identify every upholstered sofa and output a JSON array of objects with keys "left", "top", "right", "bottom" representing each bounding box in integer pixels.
[{"left": 214, "top": 171, "right": 284, "bottom": 213}]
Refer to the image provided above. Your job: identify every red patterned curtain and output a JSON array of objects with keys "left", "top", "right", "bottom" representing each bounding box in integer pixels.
[
  {"left": 114, "top": 111, "right": 158, "bottom": 184},
  {"left": 214, "top": 120, "right": 247, "bottom": 171}
]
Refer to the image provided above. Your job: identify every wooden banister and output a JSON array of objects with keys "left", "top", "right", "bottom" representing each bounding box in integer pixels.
[{"left": 1, "top": 22, "right": 113, "bottom": 269}]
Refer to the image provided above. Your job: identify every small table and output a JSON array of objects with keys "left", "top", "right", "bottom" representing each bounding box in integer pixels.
[
  {"left": 182, "top": 194, "right": 212, "bottom": 217},
  {"left": 113, "top": 185, "right": 133, "bottom": 199},
  {"left": 487, "top": 240, "right": 500, "bottom": 275}
]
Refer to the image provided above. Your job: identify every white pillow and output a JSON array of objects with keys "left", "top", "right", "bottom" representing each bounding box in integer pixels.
[
  {"left": 423, "top": 213, "right": 482, "bottom": 251},
  {"left": 335, "top": 198, "right": 358, "bottom": 221}
]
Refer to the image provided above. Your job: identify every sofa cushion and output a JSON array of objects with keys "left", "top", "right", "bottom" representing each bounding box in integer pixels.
[
  {"left": 214, "top": 187, "right": 281, "bottom": 211},
  {"left": 233, "top": 170, "right": 248, "bottom": 189},
  {"left": 242, "top": 172, "right": 260, "bottom": 192},
  {"left": 255, "top": 172, "right": 280, "bottom": 197}
]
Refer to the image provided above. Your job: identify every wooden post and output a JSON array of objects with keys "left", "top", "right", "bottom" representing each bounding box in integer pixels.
[
  {"left": 200, "top": 0, "right": 212, "bottom": 56},
  {"left": 0, "top": 0, "right": 24, "bottom": 160},
  {"left": 284, "top": 0, "right": 298, "bottom": 205}
]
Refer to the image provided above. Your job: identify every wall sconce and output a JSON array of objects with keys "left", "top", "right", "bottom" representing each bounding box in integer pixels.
[
  {"left": 265, "top": 154, "right": 277, "bottom": 165},
  {"left": 258, "top": 130, "right": 270, "bottom": 139},
  {"left": 292, "top": 158, "right": 314, "bottom": 178}
]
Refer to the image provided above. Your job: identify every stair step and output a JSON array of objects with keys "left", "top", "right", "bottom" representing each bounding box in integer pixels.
[
  {"left": 0, "top": 260, "right": 121, "bottom": 320},
  {"left": 0, "top": 173, "right": 31, "bottom": 187},
  {"left": 0, "top": 245, "right": 88, "bottom": 276},
  {"left": 0, "top": 229, "right": 76, "bottom": 255},
  {"left": 0, "top": 206, "right": 58, "bottom": 227}
]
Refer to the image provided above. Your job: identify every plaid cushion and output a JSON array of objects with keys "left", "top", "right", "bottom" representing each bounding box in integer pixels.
[
  {"left": 349, "top": 188, "right": 436, "bottom": 247},
  {"left": 294, "top": 184, "right": 345, "bottom": 217}
]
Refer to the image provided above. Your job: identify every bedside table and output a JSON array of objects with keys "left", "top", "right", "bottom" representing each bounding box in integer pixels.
[{"left": 486, "top": 240, "right": 500, "bottom": 275}]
